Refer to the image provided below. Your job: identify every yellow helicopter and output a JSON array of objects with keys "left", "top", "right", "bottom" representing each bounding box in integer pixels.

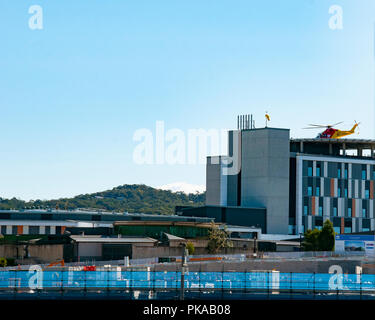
[{"left": 303, "top": 121, "right": 360, "bottom": 139}]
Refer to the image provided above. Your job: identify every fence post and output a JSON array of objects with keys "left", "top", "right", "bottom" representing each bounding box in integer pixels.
[
  {"left": 107, "top": 267, "right": 110, "bottom": 295},
  {"left": 175, "top": 267, "right": 178, "bottom": 299},
  {"left": 84, "top": 269, "right": 87, "bottom": 296},
  {"left": 130, "top": 269, "right": 133, "bottom": 297},
  {"left": 61, "top": 269, "right": 64, "bottom": 296},
  {"left": 313, "top": 272, "right": 316, "bottom": 298},
  {"left": 14, "top": 269, "right": 17, "bottom": 298},
  {"left": 123, "top": 266, "right": 126, "bottom": 294},
  {"left": 290, "top": 272, "right": 292, "bottom": 299},
  {"left": 244, "top": 269, "right": 247, "bottom": 295},
  {"left": 221, "top": 266, "right": 224, "bottom": 300},
  {"left": 152, "top": 269, "right": 155, "bottom": 297},
  {"left": 198, "top": 264, "right": 201, "bottom": 299}
]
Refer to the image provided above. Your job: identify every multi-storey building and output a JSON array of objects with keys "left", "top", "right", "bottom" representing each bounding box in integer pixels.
[
  {"left": 290, "top": 138, "right": 375, "bottom": 236},
  {"left": 181, "top": 116, "right": 375, "bottom": 236}
]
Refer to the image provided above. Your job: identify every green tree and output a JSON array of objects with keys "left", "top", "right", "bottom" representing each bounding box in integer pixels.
[
  {"left": 302, "top": 229, "right": 320, "bottom": 251},
  {"left": 207, "top": 222, "right": 233, "bottom": 254},
  {"left": 302, "top": 219, "right": 336, "bottom": 251},
  {"left": 0, "top": 258, "right": 7, "bottom": 268},
  {"left": 186, "top": 241, "right": 195, "bottom": 255},
  {"left": 318, "top": 219, "right": 335, "bottom": 251}
]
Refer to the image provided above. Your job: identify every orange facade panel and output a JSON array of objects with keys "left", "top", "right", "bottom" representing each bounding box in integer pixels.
[
  {"left": 370, "top": 181, "right": 374, "bottom": 199},
  {"left": 311, "top": 197, "right": 315, "bottom": 216},
  {"left": 330, "top": 179, "right": 335, "bottom": 197},
  {"left": 17, "top": 225, "right": 23, "bottom": 235},
  {"left": 61, "top": 226, "right": 66, "bottom": 235},
  {"left": 352, "top": 199, "right": 356, "bottom": 218}
]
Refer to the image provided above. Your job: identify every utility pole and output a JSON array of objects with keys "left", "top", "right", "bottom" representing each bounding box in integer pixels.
[{"left": 180, "top": 242, "right": 188, "bottom": 300}]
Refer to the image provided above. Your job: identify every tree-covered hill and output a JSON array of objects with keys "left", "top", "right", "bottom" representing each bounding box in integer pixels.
[{"left": 0, "top": 184, "right": 205, "bottom": 215}]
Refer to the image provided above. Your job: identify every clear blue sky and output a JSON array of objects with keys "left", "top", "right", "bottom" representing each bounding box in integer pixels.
[{"left": 0, "top": 0, "right": 375, "bottom": 200}]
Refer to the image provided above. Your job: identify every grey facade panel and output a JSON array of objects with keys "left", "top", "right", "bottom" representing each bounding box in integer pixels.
[
  {"left": 352, "top": 164, "right": 361, "bottom": 180},
  {"left": 240, "top": 128, "right": 290, "bottom": 234},
  {"left": 206, "top": 156, "right": 222, "bottom": 206},
  {"left": 226, "top": 130, "right": 241, "bottom": 206}
]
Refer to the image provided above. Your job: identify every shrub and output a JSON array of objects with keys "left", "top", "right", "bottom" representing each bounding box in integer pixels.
[
  {"left": 186, "top": 241, "right": 195, "bottom": 255},
  {"left": 206, "top": 222, "right": 233, "bottom": 254},
  {"left": 0, "top": 258, "right": 7, "bottom": 268},
  {"left": 302, "top": 219, "right": 335, "bottom": 251}
]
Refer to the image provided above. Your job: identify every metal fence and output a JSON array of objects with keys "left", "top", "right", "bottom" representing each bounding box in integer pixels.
[
  {"left": 0, "top": 269, "right": 374, "bottom": 299},
  {"left": 263, "top": 251, "right": 368, "bottom": 259}
]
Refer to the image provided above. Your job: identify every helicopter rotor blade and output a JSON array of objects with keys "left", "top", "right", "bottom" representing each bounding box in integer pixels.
[
  {"left": 329, "top": 121, "right": 343, "bottom": 127},
  {"left": 305, "top": 121, "right": 344, "bottom": 129},
  {"left": 307, "top": 125, "right": 329, "bottom": 129}
]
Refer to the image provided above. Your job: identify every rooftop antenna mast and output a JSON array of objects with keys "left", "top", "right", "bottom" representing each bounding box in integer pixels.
[{"left": 237, "top": 114, "right": 254, "bottom": 130}]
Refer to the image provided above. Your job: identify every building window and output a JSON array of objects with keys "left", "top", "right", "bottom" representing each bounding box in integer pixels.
[
  {"left": 362, "top": 170, "right": 366, "bottom": 180},
  {"left": 344, "top": 227, "right": 351, "bottom": 233},
  {"left": 316, "top": 186, "right": 320, "bottom": 196},
  {"left": 347, "top": 208, "right": 352, "bottom": 217},
  {"left": 334, "top": 227, "right": 340, "bottom": 234},
  {"left": 318, "top": 206, "right": 323, "bottom": 216},
  {"left": 337, "top": 188, "right": 341, "bottom": 197},
  {"left": 308, "top": 167, "right": 313, "bottom": 176},
  {"left": 307, "top": 187, "right": 312, "bottom": 196},
  {"left": 344, "top": 188, "right": 348, "bottom": 198},
  {"left": 365, "top": 189, "right": 370, "bottom": 199},
  {"left": 304, "top": 206, "right": 308, "bottom": 216},
  {"left": 362, "top": 208, "right": 367, "bottom": 218},
  {"left": 316, "top": 166, "right": 321, "bottom": 177},
  {"left": 288, "top": 225, "right": 295, "bottom": 235},
  {"left": 316, "top": 226, "right": 322, "bottom": 231},
  {"left": 333, "top": 207, "right": 338, "bottom": 217},
  {"left": 29, "top": 226, "right": 39, "bottom": 235},
  {"left": 344, "top": 169, "right": 348, "bottom": 179},
  {"left": 338, "top": 168, "right": 341, "bottom": 178},
  {"left": 363, "top": 227, "right": 370, "bottom": 232}
]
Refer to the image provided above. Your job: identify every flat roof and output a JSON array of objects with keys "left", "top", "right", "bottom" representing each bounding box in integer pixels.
[
  {"left": 225, "top": 225, "right": 262, "bottom": 232},
  {"left": 0, "top": 220, "right": 112, "bottom": 228},
  {"left": 0, "top": 209, "right": 213, "bottom": 222},
  {"left": 202, "top": 205, "right": 266, "bottom": 210},
  {"left": 241, "top": 127, "right": 290, "bottom": 132},
  {"left": 70, "top": 236, "right": 158, "bottom": 243},
  {"left": 291, "top": 138, "right": 375, "bottom": 148},
  {"left": 114, "top": 220, "right": 216, "bottom": 228}
]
